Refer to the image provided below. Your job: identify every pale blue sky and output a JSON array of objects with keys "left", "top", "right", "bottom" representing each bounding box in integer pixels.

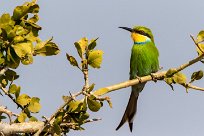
[{"left": 1, "top": 0, "right": 204, "bottom": 136}]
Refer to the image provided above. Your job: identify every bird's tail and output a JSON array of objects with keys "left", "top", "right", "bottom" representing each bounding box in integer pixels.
[{"left": 116, "top": 83, "right": 145, "bottom": 132}]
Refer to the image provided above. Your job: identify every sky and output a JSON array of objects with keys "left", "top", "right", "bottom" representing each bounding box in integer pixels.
[{"left": 1, "top": 0, "right": 204, "bottom": 136}]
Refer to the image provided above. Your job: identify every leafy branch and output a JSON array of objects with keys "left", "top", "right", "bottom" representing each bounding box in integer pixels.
[{"left": 1, "top": 0, "right": 204, "bottom": 136}]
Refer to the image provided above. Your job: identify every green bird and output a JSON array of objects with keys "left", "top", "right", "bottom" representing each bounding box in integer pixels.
[{"left": 116, "top": 26, "right": 159, "bottom": 132}]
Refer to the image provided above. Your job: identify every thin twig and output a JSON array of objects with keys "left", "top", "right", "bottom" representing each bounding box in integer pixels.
[{"left": 0, "top": 85, "right": 24, "bottom": 110}]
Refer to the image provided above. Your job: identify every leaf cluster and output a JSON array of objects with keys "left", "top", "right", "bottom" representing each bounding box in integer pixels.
[{"left": 0, "top": 0, "right": 59, "bottom": 127}]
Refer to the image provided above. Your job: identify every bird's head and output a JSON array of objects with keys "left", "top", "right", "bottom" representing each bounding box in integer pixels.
[{"left": 119, "top": 26, "right": 154, "bottom": 44}]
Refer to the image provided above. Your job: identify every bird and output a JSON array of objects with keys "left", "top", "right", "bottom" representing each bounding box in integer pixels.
[{"left": 116, "top": 26, "right": 159, "bottom": 132}]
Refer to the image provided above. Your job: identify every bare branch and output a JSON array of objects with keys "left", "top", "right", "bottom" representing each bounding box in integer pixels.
[
  {"left": 0, "top": 122, "right": 44, "bottom": 135},
  {"left": 186, "top": 83, "right": 204, "bottom": 91}
]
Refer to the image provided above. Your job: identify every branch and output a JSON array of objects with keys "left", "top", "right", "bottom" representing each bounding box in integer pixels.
[
  {"left": 0, "top": 122, "right": 44, "bottom": 135},
  {"left": 0, "top": 106, "right": 18, "bottom": 123},
  {"left": 185, "top": 83, "right": 204, "bottom": 91},
  {"left": 0, "top": 85, "right": 24, "bottom": 110},
  {"left": 93, "top": 52, "right": 204, "bottom": 96}
]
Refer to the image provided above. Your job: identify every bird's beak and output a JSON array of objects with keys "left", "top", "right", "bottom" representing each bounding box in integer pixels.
[{"left": 118, "top": 27, "right": 133, "bottom": 32}]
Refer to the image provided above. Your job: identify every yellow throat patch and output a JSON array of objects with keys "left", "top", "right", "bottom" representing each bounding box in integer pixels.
[{"left": 131, "top": 32, "right": 150, "bottom": 43}]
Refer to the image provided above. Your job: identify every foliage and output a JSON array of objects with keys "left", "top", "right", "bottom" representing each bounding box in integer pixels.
[{"left": 0, "top": 0, "right": 59, "bottom": 126}]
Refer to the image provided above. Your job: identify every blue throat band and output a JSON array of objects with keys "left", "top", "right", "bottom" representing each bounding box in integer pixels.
[{"left": 134, "top": 41, "right": 148, "bottom": 45}]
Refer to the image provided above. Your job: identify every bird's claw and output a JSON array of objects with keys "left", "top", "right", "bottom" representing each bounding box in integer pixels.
[
  {"left": 136, "top": 76, "right": 142, "bottom": 83},
  {"left": 151, "top": 73, "right": 157, "bottom": 82}
]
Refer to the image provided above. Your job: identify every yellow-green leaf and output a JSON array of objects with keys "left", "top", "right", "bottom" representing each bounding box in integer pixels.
[
  {"left": 66, "top": 53, "right": 78, "bottom": 67},
  {"left": 67, "top": 100, "right": 83, "bottom": 112},
  {"left": 16, "top": 94, "right": 31, "bottom": 106},
  {"left": 27, "top": 97, "right": 41, "bottom": 113},
  {"left": 18, "top": 112, "right": 27, "bottom": 123},
  {"left": 88, "top": 50, "right": 103, "bottom": 68},
  {"left": 87, "top": 83, "right": 95, "bottom": 93},
  {"left": 9, "top": 84, "right": 20, "bottom": 95},
  {"left": 12, "top": 42, "right": 33, "bottom": 58},
  {"left": 21, "top": 54, "right": 33, "bottom": 65},
  {"left": 34, "top": 38, "right": 60, "bottom": 56},
  {"left": 29, "top": 116, "right": 38, "bottom": 122},
  {"left": 74, "top": 37, "right": 88, "bottom": 58},
  {"left": 88, "top": 38, "right": 98, "bottom": 50},
  {"left": 93, "top": 88, "right": 109, "bottom": 96},
  {"left": 13, "top": 5, "right": 29, "bottom": 20},
  {"left": 173, "top": 72, "right": 187, "bottom": 85},
  {"left": 87, "top": 98, "right": 101, "bottom": 112}
]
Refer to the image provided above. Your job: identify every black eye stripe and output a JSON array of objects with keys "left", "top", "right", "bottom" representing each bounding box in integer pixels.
[{"left": 134, "top": 30, "right": 151, "bottom": 39}]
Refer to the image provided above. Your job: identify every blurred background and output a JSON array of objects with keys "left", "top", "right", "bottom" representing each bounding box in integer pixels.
[{"left": 1, "top": 0, "right": 204, "bottom": 136}]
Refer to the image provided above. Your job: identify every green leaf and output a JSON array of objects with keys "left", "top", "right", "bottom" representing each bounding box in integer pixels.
[
  {"left": 25, "top": 32, "right": 40, "bottom": 42},
  {"left": 13, "top": 36, "right": 25, "bottom": 43},
  {"left": 16, "top": 94, "right": 31, "bottom": 106},
  {"left": 88, "top": 38, "right": 98, "bottom": 50},
  {"left": 197, "top": 30, "right": 204, "bottom": 43},
  {"left": 17, "top": 112, "right": 27, "bottom": 123},
  {"left": 6, "top": 47, "right": 20, "bottom": 69},
  {"left": 93, "top": 88, "right": 109, "bottom": 96},
  {"left": 87, "top": 97, "right": 101, "bottom": 112},
  {"left": 87, "top": 83, "right": 95, "bottom": 93},
  {"left": 9, "top": 84, "right": 21, "bottom": 95},
  {"left": 82, "top": 98, "right": 87, "bottom": 111},
  {"left": 79, "top": 112, "right": 89, "bottom": 122},
  {"left": 12, "top": 42, "right": 33, "bottom": 58},
  {"left": 5, "top": 69, "right": 19, "bottom": 81},
  {"left": 66, "top": 53, "right": 78, "bottom": 67},
  {"left": 28, "top": 4, "right": 40, "bottom": 13},
  {"left": 74, "top": 37, "right": 88, "bottom": 58},
  {"left": 13, "top": 5, "right": 29, "bottom": 20},
  {"left": 0, "top": 115, "right": 7, "bottom": 120},
  {"left": 14, "top": 25, "right": 28, "bottom": 36},
  {"left": 12, "top": 42, "right": 34, "bottom": 65},
  {"left": 21, "top": 54, "right": 33, "bottom": 65},
  {"left": 34, "top": 38, "right": 60, "bottom": 56},
  {"left": 27, "top": 97, "right": 41, "bottom": 113},
  {"left": 0, "top": 76, "right": 8, "bottom": 88},
  {"left": 190, "top": 70, "right": 203, "bottom": 83},
  {"left": 173, "top": 72, "right": 187, "bottom": 85},
  {"left": 67, "top": 100, "right": 83, "bottom": 112},
  {"left": 53, "top": 123, "right": 61, "bottom": 135},
  {"left": 0, "top": 13, "right": 11, "bottom": 25},
  {"left": 54, "top": 112, "right": 64, "bottom": 124},
  {"left": 0, "top": 52, "right": 5, "bottom": 65},
  {"left": 28, "top": 14, "right": 39, "bottom": 24},
  {"left": 29, "top": 116, "right": 38, "bottom": 122},
  {"left": 87, "top": 50, "right": 103, "bottom": 68}
]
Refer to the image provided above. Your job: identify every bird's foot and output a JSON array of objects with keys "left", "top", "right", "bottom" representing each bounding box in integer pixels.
[
  {"left": 150, "top": 73, "right": 157, "bottom": 82},
  {"left": 159, "top": 66, "right": 163, "bottom": 71},
  {"left": 136, "top": 76, "right": 142, "bottom": 83}
]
